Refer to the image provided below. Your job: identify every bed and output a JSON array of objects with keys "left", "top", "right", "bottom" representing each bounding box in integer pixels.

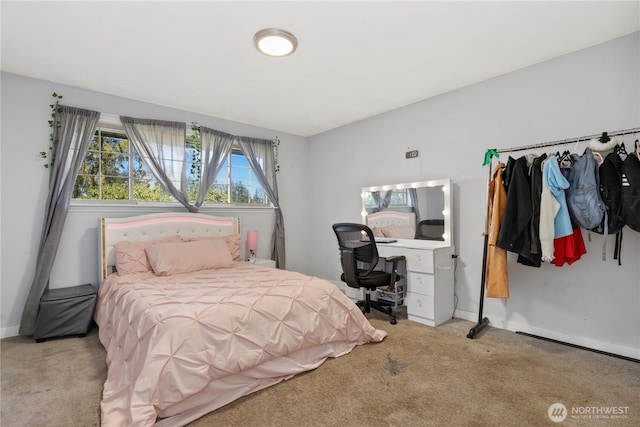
[
  {"left": 95, "top": 213, "right": 386, "bottom": 426},
  {"left": 366, "top": 211, "right": 416, "bottom": 239}
]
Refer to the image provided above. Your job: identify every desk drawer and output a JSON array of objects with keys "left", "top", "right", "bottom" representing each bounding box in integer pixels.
[
  {"left": 407, "top": 272, "right": 434, "bottom": 296},
  {"left": 404, "top": 248, "right": 434, "bottom": 274},
  {"left": 405, "top": 292, "right": 434, "bottom": 320}
]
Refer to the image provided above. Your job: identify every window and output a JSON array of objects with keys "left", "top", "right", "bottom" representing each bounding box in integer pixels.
[
  {"left": 215, "top": 153, "right": 268, "bottom": 204},
  {"left": 73, "top": 126, "right": 268, "bottom": 206},
  {"left": 363, "top": 189, "right": 409, "bottom": 211}
]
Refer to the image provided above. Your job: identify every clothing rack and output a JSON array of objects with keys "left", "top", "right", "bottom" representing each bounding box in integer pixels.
[{"left": 467, "top": 126, "right": 640, "bottom": 340}]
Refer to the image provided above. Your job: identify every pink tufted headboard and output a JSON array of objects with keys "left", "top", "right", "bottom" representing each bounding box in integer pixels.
[
  {"left": 100, "top": 213, "right": 240, "bottom": 283},
  {"left": 366, "top": 211, "right": 415, "bottom": 230}
]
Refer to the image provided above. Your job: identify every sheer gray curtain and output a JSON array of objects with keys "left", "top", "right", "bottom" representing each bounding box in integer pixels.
[
  {"left": 120, "top": 117, "right": 195, "bottom": 211},
  {"left": 371, "top": 190, "right": 392, "bottom": 212},
  {"left": 237, "top": 136, "right": 285, "bottom": 268},
  {"left": 195, "top": 127, "right": 234, "bottom": 207},
  {"left": 371, "top": 191, "right": 381, "bottom": 212},
  {"left": 20, "top": 106, "right": 100, "bottom": 336},
  {"left": 408, "top": 188, "right": 421, "bottom": 222},
  {"left": 382, "top": 191, "right": 392, "bottom": 209}
]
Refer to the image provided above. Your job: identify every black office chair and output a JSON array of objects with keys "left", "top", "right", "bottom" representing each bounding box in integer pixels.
[
  {"left": 415, "top": 219, "right": 445, "bottom": 241},
  {"left": 332, "top": 223, "right": 405, "bottom": 325}
]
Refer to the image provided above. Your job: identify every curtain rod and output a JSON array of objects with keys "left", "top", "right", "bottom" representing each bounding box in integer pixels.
[{"left": 495, "top": 127, "right": 640, "bottom": 154}]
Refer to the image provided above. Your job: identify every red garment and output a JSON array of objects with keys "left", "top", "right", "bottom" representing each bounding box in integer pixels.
[{"left": 551, "top": 226, "right": 586, "bottom": 266}]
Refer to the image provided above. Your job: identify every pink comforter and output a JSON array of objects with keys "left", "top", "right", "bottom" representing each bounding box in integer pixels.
[{"left": 95, "top": 262, "right": 386, "bottom": 426}]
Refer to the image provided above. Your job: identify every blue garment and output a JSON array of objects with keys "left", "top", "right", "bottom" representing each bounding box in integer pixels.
[{"left": 544, "top": 155, "right": 573, "bottom": 238}]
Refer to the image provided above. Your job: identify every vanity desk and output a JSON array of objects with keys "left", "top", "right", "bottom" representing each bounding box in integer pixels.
[
  {"left": 376, "top": 239, "right": 455, "bottom": 327},
  {"left": 362, "top": 178, "right": 455, "bottom": 327}
]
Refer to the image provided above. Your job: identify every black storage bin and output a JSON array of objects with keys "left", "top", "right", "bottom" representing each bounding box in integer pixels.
[{"left": 33, "top": 284, "right": 97, "bottom": 342}]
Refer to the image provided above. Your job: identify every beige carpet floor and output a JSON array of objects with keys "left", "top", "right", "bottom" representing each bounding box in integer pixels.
[{"left": 1, "top": 312, "right": 638, "bottom": 427}]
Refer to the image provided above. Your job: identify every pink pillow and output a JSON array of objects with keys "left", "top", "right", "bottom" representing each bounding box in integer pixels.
[
  {"left": 146, "top": 239, "right": 234, "bottom": 276},
  {"left": 381, "top": 225, "right": 415, "bottom": 239},
  {"left": 114, "top": 235, "right": 182, "bottom": 276},
  {"left": 371, "top": 227, "right": 385, "bottom": 238},
  {"left": 183, "top": 234, "right": 241, "bottom": 261}
]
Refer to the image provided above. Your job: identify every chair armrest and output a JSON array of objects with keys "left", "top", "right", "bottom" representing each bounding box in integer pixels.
[
  {"left": 384, "top": 255, "right": 405, "bottom": 286},
  {"left": 384, "top": 255, "right": 406, "bottom": 263},
  {"left": 341, "top": 249, "right": 360, "bottom": 288}
]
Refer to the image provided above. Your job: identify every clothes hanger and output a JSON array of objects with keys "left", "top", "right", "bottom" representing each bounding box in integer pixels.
[
  {"left": 540, "top": 151, "right": 556, "bottom": 171},
  {"left": 592, "top": 150, "right": 604, "bottom": 165},
  {"left": 614, "top": 136, "right": 628, "bottom": 158},
  {"left": 562, "top": 149, "right": 572, "bottom": 167},
  {"left": 572, "top": 138, "right": 582, "bottom": 154}
]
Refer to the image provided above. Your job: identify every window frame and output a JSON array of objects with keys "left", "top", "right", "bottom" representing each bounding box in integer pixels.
[{"left": 71, "top": 116, "right": 271, "bottom": 208}]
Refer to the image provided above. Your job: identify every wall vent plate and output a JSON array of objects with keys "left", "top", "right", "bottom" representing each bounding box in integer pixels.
[{"left": 405, "top": 149, "right": 419, "bottom": 159}]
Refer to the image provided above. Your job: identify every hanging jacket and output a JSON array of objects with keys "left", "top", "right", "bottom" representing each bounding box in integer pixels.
[
  {"left": 545, "top": 156, "right": 573, "bottom": 238},
  {"left": 566, "top": 147, "right": 605, "bottom": 229},
  {"left": 622, "top": 151, "right": 640, "bottom": 232},
  {"left": 496, "top": 156, "right": 537, "bottom": 266},
  {"left": 486, "top": 162, "right": 509, "bottom": 299},
  {"left": 540, "top": 160, "right": 560, "bottom": 262},
  {"left": 502, "top": 156, "right": 516, "bottom": 193},
  {"left": 527, "top": 153, "right": 547, "bottom": 267},
  {"left": 552, "top": 226, "right": 586, "bottom": 266},
  {"left": 588, "top": 152, "right": 625, "bottom": 263}
]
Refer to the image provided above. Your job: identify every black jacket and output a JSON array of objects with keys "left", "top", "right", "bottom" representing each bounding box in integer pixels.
[{"left": 497, "top": 156, "right": 539, "bottom": 267}]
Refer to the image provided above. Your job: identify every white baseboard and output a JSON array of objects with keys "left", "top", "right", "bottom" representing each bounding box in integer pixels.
[
  {"left": 1, "top": 325, "right": 20, "bottom": 339},
  {"left": 454, "top": 308, "right": 639, "bottom": 360}
]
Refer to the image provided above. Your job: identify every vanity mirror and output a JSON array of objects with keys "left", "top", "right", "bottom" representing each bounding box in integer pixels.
[{"left": 361, "top": 178, "right": 453, "bottom": 247}]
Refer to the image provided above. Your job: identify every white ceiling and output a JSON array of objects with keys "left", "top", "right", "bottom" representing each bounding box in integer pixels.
[{"left": 2, "top": 1, "right": 639, "bottom": 137}]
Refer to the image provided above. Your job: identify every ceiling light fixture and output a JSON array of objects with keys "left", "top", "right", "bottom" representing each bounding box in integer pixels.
[{"left": 253, "top": 28, "right": 297, "bottom": 57}]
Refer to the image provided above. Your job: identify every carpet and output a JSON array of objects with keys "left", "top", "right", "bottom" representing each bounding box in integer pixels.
[{"left": 1, "top": 312, "right": 638, "bottom": 427}]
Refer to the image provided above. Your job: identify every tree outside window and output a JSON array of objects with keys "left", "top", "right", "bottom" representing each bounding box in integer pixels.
[{"left": 74, "top": 127, "right": 268, "bottom": 205}]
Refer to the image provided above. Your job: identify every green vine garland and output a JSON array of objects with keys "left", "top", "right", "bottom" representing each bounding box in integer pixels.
[
  {"left": 273, "top": 136, "right": 280, "bottom": 172},
  {"left": 190, "top": 122, "right": 201, "bottom": 176},
  {"left": 41, "top": 92, "right": 63, "bottom": 168}
]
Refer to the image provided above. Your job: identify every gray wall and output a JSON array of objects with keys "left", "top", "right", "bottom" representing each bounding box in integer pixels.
[
  {"left": 308, "top": 33, "right": 640, "bottom": 358},
  {"left": 0, "top": 72, "right": 310, "bottom": 336}
]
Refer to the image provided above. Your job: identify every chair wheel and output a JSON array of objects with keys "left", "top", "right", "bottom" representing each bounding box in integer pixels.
[{"left": 390, "top": 318, "right": 397, "bottom": 325}]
